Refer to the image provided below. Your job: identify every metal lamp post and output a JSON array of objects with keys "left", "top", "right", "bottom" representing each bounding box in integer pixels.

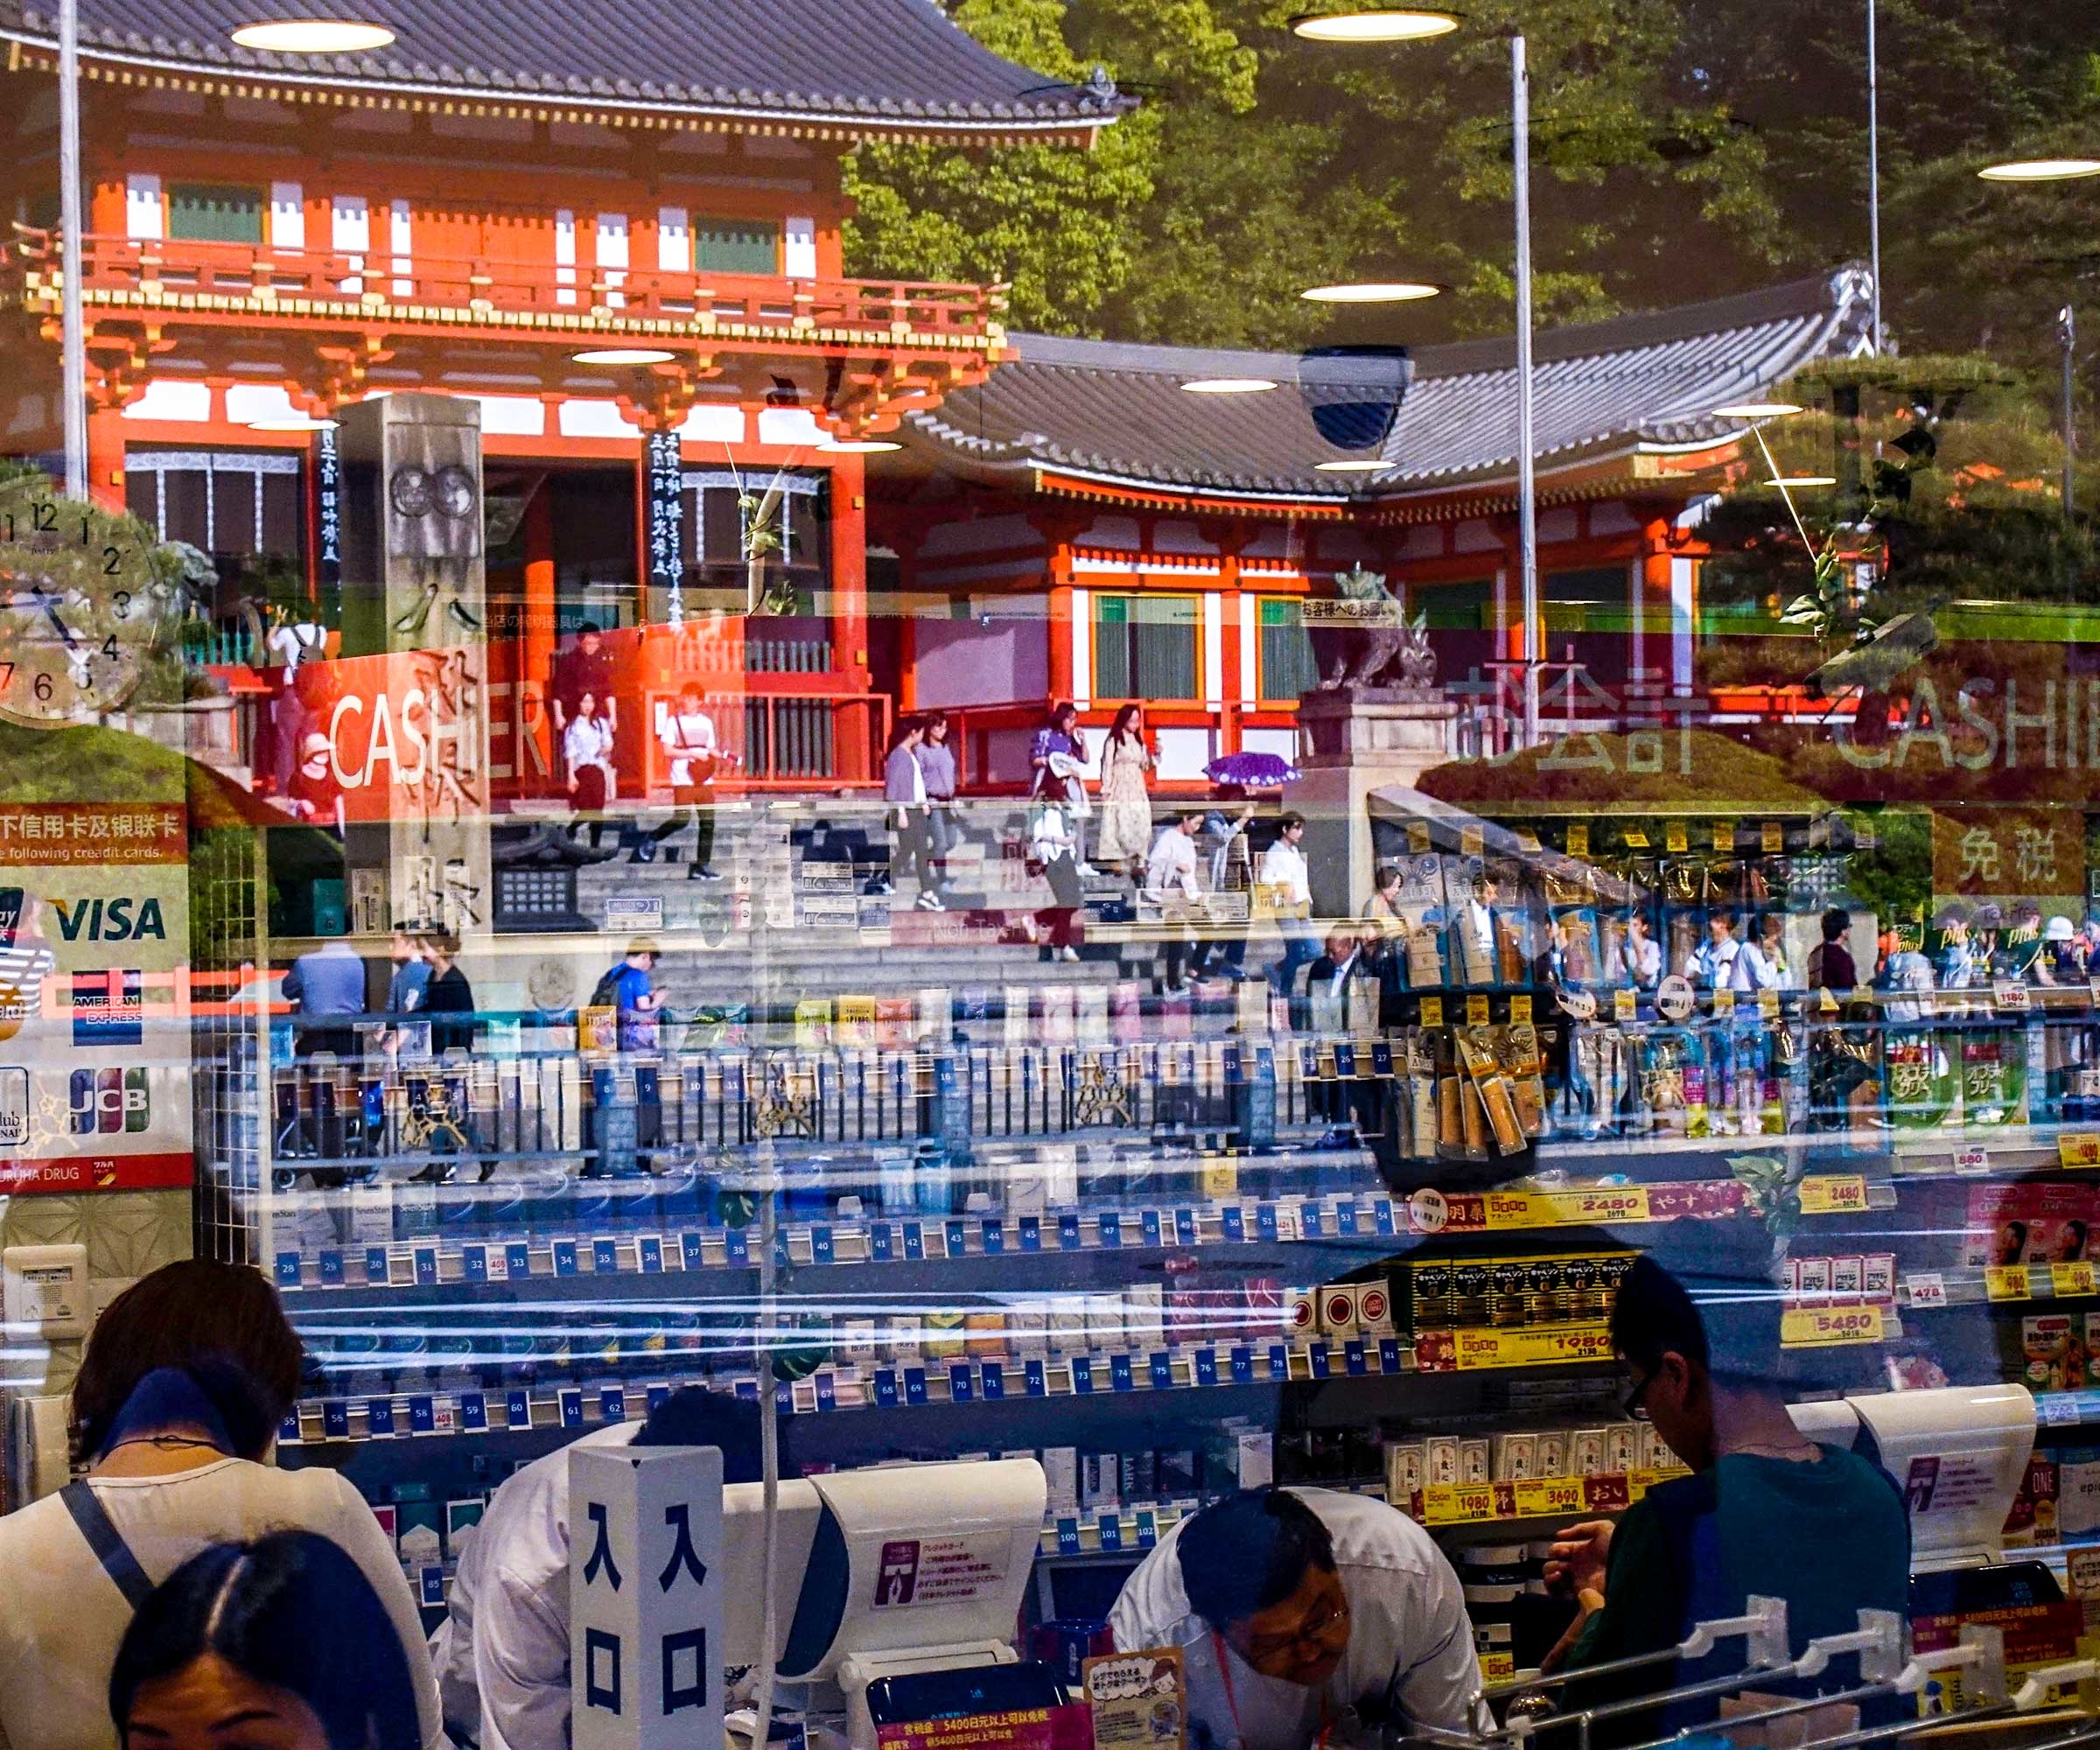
[
  {"left": 1512, "top": 33, "right": 1540, "bottom": 747},
  {"left": 59, "top": 0, "right": 87, "bottom": 500}
]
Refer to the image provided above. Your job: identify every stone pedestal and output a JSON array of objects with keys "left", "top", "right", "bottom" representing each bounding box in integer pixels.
[{"left": 1284, "top": 689, "right": 1459, "bottom": 920}]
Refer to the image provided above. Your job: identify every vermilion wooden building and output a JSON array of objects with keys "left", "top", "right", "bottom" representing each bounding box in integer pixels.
[
  {"left": 870, "top": 270, "right": 1878, "bottom": 789},
  {"left": 0, "top": 0, "right": 1124, "bottom": 785}
]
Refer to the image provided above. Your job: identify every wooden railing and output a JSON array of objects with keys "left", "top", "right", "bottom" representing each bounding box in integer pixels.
[{"left": 4, "top": 227, "right": 1003, "bottom": 345}]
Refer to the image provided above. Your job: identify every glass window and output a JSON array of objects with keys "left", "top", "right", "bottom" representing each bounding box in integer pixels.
[
  {"left": 1095, "top": 593, "right": 1199, "bottom": 700},
  {"left": 166, "top": 184, "right": 264, "bottom": 244},
  {"left": 1257, "top": 597, "right": 1318, "bottom": 701},
  {"left": 693, "top": 216, "right": 780, "bottom": 275}
]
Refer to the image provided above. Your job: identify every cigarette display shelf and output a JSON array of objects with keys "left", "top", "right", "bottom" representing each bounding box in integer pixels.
[
  {"left": 265, "top": 1172, "right": 1899, "bottom": 1298},
  {"left": 278, "top": 1320, "right": 1638, "bottom": 1455}
]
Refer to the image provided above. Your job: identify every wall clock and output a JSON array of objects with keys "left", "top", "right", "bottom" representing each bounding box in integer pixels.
[{"left": 0, "top": 475, "right": 164, "bottom": 724}]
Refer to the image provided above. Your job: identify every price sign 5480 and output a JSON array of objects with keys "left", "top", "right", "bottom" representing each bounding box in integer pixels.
[{"left": 1781, "top": 1305, "right": 1886, "bottom": 1348}]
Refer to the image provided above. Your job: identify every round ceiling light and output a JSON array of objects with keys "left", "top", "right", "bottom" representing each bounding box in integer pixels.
[
  {"left": 817, "top": 438, "right": 903, "bottom": 453},
  {"left": 1712, "top": 400, "right": 1804, "bottom": 419},
  {"left": 1315, "top": 458, "right": 1392, "bottom": 473},
  {"left": 1978, "top": 158, "right": 2100, "bottom": 183},
  {"left": 571, "top": 347, "right": 676, "bottom": 366},
  {"left": 1768, "top": 475, "right": 1838, "bottom": 488},
  {"left": 1180, "top": 377, "right": 1281, "bottom": 395},
  {"left": 1300, "top": 281, "right": 1441, "bottom": 304},
  {"left": 248, "top": 416, "right": 338, "bottom": 431},
  {"left": 231, "top": 18, "right": 396, "bottom": 51},
  {"left": 1291, "top": 9, "right": 1460, "bottom": 42}
]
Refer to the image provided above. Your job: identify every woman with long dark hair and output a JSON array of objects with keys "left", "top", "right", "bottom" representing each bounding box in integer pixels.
[
  {"left": 108, "top": 1531, "right": 423, "bottom": 1750},
  {"left": 1093, "top": 703, "right": 1154, "bottom": 877},
  {"left": 0, "top": 1260, "right": 444, "bottom": 1750}
]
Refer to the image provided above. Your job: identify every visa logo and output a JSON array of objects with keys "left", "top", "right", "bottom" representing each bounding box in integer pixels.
[{"left": 52, "top": 898, "right": 166, "bottom": 942}]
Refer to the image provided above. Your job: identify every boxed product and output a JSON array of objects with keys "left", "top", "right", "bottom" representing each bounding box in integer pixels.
[
  {"left": 1604, "top": 1424, "right": 1640, "bottom": 1475},
  {"left": 1356, "top": 1279, "right": 1398, "bottom": 1338},
  {"left": 1638, "top": 1421, "right": 1674, "bottom": 1472},
  {"left": 1286, "top": 1287, "right": 1320, "bottom": 1341},
  {"left": 1424, "top": 1435, "right": 1462, "bottom": 1488},
  {"left": 2058, "top": 1456, "right": 2100, "bottom": 1539},
  {"left": 1043, "top": 1446, "right": 1081, "bottom": 1516},
  {"left": 1081, "top": 1452, "right": 1118, "bottom": 1512},
  {"left": 964, "top": 1312, "right": 1007, "bottom": 1357},
  {"left": 1046, "top": 1295, "right": 1089, "bottom": 1355},
  {"left": 1117, "top": 1451, "right": 1158, "bottom": 1504},
  {"left": 922, "top": 1310, "right": 967, "bottom": 1360},
  {"left": 884, "top": 1315, "right": 924, "bottom": 1363},
  {"left": 1570, "top": 1429, "right": 1609, "bottom": 1477},
  {"left": 1006, "top": 1305, "right": 1049, "bottom": 1356},
  {"left": 1863, "top": 1253, "right": 1896, "bottom": 1304},
  {"left": 1830, "top": 1256, "right": 1863, "bottom": 1305},
  {"left": 1236, "top": 1429, "right": 1275, "bottom": 1489},
  {"left": 1158, "top": 1447, "right": 1200, "bottom": 1497},
  {"left": 2022, "top": 1314, "right": 2088, "bottom": 1393},
  {"left": 1320, "top": 1284, "right": 1361, "bottom": 1340},
  {"left": 1796, "top": 1256, "right": 1832, "bottom": 1304},
  {"left": 1965, "top": 1183, "right": 2097, "bottom": 1270},
  {"left": 836, "top": 1318, "right": 879, "bottom": 1365},
  {"left": 1385, "top": 1442, "right": 1427, "bottom": 1502},
  {"left": 1460, "top": 1438, "right": 1492, "bottom": 1487},
  {"left": 1535, "top": 1430, "right": 1569, "bottom": 1479},
  {"left": 1124, "top": 1284, "right": 1166, "bottom": 1350},
  {"left": 1493, "top": 1432, "right": 1537, "bottom": 1483},
  {"left": 1085, "top": 1294, "right": 1127, "bottom": 1352}
]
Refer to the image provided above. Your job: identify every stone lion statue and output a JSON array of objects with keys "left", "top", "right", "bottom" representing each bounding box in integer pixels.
[{"left": 1312, "top": 566, "right": 1436, "bottom": 695}]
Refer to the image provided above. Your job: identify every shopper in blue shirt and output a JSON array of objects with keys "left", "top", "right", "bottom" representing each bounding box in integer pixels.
[
  {"left": 1544, "top": 1235, "right": 1910, "bottom": 1744},
  {"left": 596, "top": 937, "right": 661, "bottom": 1053},
  {"left": 282, "top": 937, "right": 367, "bottom": 1059}
]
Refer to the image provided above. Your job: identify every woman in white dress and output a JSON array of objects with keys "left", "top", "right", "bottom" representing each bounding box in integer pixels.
[{"left": 1093, "top": 704, "right": 1155, "bottom": 876}]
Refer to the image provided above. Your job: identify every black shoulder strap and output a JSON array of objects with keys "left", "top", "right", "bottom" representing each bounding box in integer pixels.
[{"left": 59, "top": 1481, "right": 155, "bottom": 1609}]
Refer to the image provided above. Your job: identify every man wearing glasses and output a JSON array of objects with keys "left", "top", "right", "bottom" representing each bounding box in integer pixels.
[
  {"left": 1108, "top": 1486, "right": 1488, "bottom": 1750},
  {"left": 1542, "top": 1245, "right": 1909, "bottom": 1741}
]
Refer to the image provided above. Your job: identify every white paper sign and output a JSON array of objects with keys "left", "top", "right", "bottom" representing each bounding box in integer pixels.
[{"left": 571, "top": 1444, "right": 725, "bottom": 1750}]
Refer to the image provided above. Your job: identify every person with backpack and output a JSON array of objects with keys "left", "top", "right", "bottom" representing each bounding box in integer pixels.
[{"left": 591, "top": 937, "right": 661, "bottom": 1054}]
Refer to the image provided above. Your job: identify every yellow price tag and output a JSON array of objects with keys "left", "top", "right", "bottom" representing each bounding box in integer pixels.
[
  {"left": 1510, "top": 995, "right": 1533, "bottom": 1023},
  {"left": 1759, "top": 988, "right": 1781, "bottom": 1019},
  {"left": 2053, "top": 1262, "right": 2096, "bottom": 1298},
  {"left": 1466, "top": 994, "right": 1490, "bottom": 1026},
  {"left": 1566, "top": 823, "right": 1591, "bottom": 857},
  {"left": 1761, "top": 821, "right": 1784, "bottom": 854},
  {"left": 1712, "top": 988, "right": 1736, "bottom": 1014},
  {"left": 1780, "top": 1304, "right": 1886, "bottom": 1348},
  {"left": 1421, "top": 1483, "right": 1499, "bottom": 1525},
  {"left": 1512, "top": 1477, "right": 1587, "bottom": 1519},
  {"left": 1797, "top": 1175, "right": 1869, "bottom": 1215},
  {"left": 2062, "top": 1135, "right": 2100, "bottom": 1169},
  {"left": 1614, "top": 989, "right": 1638, "bottom": 1022},
  {"left": 1420, "top": 997, "right": 1445, "bottom": 1027},
  {"left": 1485, "top": 1187, "right": 1655, "bottom": 1228},
  {"left": 1627, "top": 1465, "right": 1693, "bottom": 1502},
  {"left": 1623, "top": 829, "right": 1650, "bottom": 849},
  {"left": 1454, "top": 1325, "right": 1614, "bottom": 1370},
  {"left": 1480, "top": 1652, "right": 1517, "bottom": 1684},
  {"left": 1986, "top": 1264, "right": 2033, "bottom": 1301},
  {"left": 1712, "top": 820, "right": 1736, "bottom": 853},
  {"left": 1665, "top": 822, "right": 1689, "bottom": 853}
]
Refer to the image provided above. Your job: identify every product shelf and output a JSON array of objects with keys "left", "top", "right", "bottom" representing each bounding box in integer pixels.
[
  {"left": 279, "top": 1324, "right": 1640, "bottom": 1450},
  {"left": 270, "top": 1175, "right": 1894, "bottom": 1295}
]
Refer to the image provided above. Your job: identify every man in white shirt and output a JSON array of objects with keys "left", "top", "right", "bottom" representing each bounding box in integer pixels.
[
  {"left": 1110, "top": 1487, "right": 1488, "bottom": 1750},
  {"left": 431, "top": 1390, "right": 766, "bottom": 1750},
  {"left": 1459, "top": 870, "right": 1501, "bottom": 986},
  {"left": 1146, "top": 809, "right": 1208, "bottom": 991},
  {"left": 1259, "top": 814, "right": 1320, "bottom": 1006},
  {"left": 650, "top": 682, "right": 724, "bottom": 880},
  {"left": 1686, "top": 913, "right": 1743, "bottom": 990}
]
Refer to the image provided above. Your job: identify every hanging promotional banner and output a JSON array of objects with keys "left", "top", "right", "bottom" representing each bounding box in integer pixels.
[{"left": 0, "top": 802, "right": 192, "bottom": 1194}]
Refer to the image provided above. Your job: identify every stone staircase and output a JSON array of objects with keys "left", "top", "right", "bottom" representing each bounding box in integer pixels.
[{"left": 556, "top": 796, "right": 1146, "bottom": 1007}]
